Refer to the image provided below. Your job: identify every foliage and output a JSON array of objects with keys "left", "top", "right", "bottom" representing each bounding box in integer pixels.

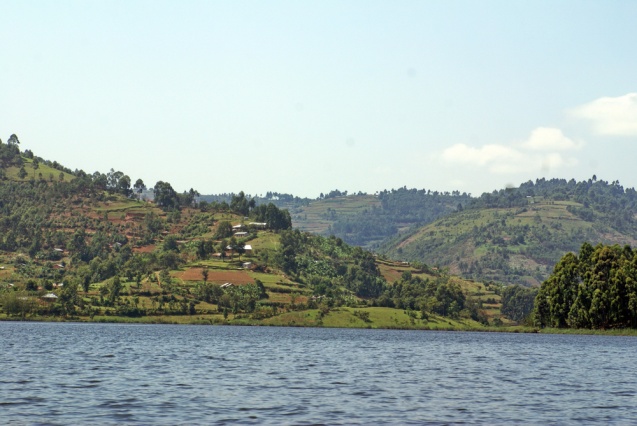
[
  {"left": 273, "top": 230, "right": 384, "bottom": 299},
  {"left": 215, "top": 221, "right": 233, "bottom": 239},
  {"left": 375, "top": 273, "right": 481, "bottom": 321},
  {"left": 534, "top": 243, "right": 637, "bottom": 329},
  {"left": 500, "top": 285, "right": 537, "bottom": 322},
  {"left": 252, "top": 203, "right": 292, "bottom": 231},
  {"left": 153, "top": 181, "right": 179, "bottom": 210}
]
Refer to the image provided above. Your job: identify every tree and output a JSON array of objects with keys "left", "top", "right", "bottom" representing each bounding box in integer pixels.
[
  {"left": 534, "top": 243, "right": 637, "bottom": 329},
  {"left": 153, "top": 181, "right": 179, "bottom": 210},
  {"left": 18, "top": 166, "right": 27, "bottom": 179},
  {"left": 32, "top": 158, "right": 39, "bottom": 179},
  {"left": 230, "top": 191, "right": 252, "bottom": 216},
  {"left": 219, "top": 238, "right": 228, "bottom": 263},
  {"left": 235, "top": 242, "right": 246, "bottom": 260},
  {"left": 108, "top": 276, "right": 122, "bottom": 304},
  {"left": 162, "top": 235, "right": 179, "bottom": 252},
  {"left": 117, "top": 175, "right": 132, "bottom": 197},
  {"left": 1, "top": 291, "right": 34, "bottom": 318},
  {"left": 58, "top": 281, "right": 80, "bottom": 316},
  {"left": 202, "top": 267, "right": 209, "bottom": 283},
  {"left": 178, "top": 188, "right": 200, "bottom": 207},
  {"left": 501, "top": 285, "right": 537, "bottom": 322},
  {"left": 196, "top": 239, "right": 213, "bottom": 260},
  {"left": 7, "top": 134, "right": 19, "bottom": 146},
  {"left": 227, "top": 236, "right": 238, "bottom": 259},
  {"left": 134, "top": 178, "right": 146, "bottom": 200},
  {"left": 215, "top": 221, "right": 233, "bottom": 239}
]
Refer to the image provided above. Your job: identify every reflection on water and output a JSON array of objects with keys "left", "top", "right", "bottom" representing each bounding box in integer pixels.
[{"left": 2, "top": 323, "right": 637, "bottom": 424}]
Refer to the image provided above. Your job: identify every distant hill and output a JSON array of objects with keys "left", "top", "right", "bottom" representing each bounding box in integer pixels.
[
  {"left": 378, "top": 178, "right": 637, "bottom": 286},
  {"left": 202, "top": 188, "right": 471, "bottom": 248},
  {"left": 200, "top": 179, "right": 637, "bottom": 287}
]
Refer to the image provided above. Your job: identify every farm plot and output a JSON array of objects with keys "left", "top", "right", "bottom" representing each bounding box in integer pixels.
[{"left": 174, "top": 267, "right": 254, "bottom": 285}]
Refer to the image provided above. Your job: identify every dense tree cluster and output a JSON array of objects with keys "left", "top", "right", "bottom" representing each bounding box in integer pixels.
[
  {"left": 252, "top": 203, "right": 292, "bottom": 231},
  {"left": 200, "top": 192, "right": 292, "bottom": 231},
  {"left": 534, "top": 243, "right": 637, "bottom": 329},
  {"left": 375, "top": 271, "right": 486, "bottom": 323},
  {"left": 500, "top": 285, "right": 537, "bottom": 322},
  {"left": 0, "top": 134, "right": 23, "bottom": 170},
  {"left": 271, "top": 230, "right": 385, "bottom": 299}
]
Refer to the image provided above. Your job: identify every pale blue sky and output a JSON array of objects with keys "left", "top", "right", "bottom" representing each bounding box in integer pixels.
[{"left": 2, "top": 1, "right": 636, "bottom": 197}]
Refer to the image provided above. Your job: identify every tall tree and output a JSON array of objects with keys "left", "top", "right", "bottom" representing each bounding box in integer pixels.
[
  {"left": 7, "top": 134, "right": 19, "bottom": 146},
  {"left": 32, "top": 158, "right": 39, "bottom": 179},
  {"left": 153, "top": 181, "right": 179, "bottom": 210},
  {"left": 134, "top": 178, "right": 146, "bottom": 200}
]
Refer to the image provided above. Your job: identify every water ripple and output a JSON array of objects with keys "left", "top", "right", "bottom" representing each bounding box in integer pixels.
[{"left": 2, "top": 323, "right": 637, "bottom": 424}]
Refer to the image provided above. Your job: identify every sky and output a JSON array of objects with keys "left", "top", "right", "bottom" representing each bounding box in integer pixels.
[{"left": 2, "top": 1, "right": 637, "bottom": 198}]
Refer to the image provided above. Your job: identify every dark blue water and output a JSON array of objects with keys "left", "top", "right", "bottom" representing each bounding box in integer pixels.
[{"left": 1, "top": 323, "right": 636, "bottom": 425}]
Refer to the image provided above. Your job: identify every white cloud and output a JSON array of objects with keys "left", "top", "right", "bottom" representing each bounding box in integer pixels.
[
  {"left": 571, "top": 93, "right": 637, "bottom": 136},
  {"left": 521, "top": 127, "right": 581, "bottom": 151},
  {"left": 441, "top": 127, "right": 579, "bottom": 175},
  {"left": 441, "top": 143, "right": 523, "bottom": 167}
]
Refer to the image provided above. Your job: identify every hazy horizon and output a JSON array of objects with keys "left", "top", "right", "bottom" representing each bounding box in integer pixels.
[{"left": 3, "top": 1, "right": 636, "bottom": 197}]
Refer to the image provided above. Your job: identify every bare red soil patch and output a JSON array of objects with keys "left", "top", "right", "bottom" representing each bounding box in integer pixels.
[
  {"left": 175, "top": 268, "right": 254, "bottom": 285},
  {"left": 133, "top": 245, "right": 156, "bottom": 253}
]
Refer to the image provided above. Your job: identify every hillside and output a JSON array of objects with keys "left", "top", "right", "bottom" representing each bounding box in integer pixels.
[
  {"left": 202, "top": 178, "right": 637, "bottom": 288},
  {"left": 202, "top": 188, "right": 470, "bottom": 249},
  {"left": 378, "top": 179, "right": 637, "bottom": 286},
  {"left": 0, "top": 142, "right": 510, "bottom": 329}
]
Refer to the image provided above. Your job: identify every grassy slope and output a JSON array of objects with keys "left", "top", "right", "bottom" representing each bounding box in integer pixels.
[
  {"left": 379, "top": 198, "right": 637, "bottom": 286},
  {"left": 4, "top": 158, "right": 75, "bottom": 182},
  {"left": 289, "top": 195, "right": 381, "bottom": 234}
]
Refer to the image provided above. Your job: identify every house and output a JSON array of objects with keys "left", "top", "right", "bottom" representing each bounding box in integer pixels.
[
  {"left": 232, "top": 224, "right": 245, "bottom": 230},
  {"left": 41, "top": 293, "right": 58, "bottom": 302},
  {"left": 234, "top": 231, "right": 248, "bottom": 237},
  {"left": 220, "top": 282, "right": 234, "bottom": 288},
  {"left": 242, "top": 262, "right": 253, "bottom": 269},
  {"left": 249, "top": 222, "right": 267, "bottom": 229}
]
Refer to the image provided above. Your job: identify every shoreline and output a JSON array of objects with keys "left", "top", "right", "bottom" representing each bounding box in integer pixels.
[{"left": 3, "top": 315, "right": 637, "bottom": 337}]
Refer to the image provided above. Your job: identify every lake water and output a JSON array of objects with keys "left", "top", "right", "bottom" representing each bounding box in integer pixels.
[{"left": 1, "top": 323, "right": 637, "bottom": 425}]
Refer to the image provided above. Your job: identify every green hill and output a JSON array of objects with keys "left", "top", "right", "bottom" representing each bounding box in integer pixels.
[
  {"left": 378, "top": 179, "right": 637, "bottom": 286},
  {"left": 6, "top": 137, "right": 637, "bottom": 330},
  {"left": 0, "top": 142, "right": 504, "bottom": 329},
  {"left": 203, "top": 179, "right": 637, "bottom": 289},
  {"left": 203, "top": 188, "right": 471, "bottom": 249}
]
